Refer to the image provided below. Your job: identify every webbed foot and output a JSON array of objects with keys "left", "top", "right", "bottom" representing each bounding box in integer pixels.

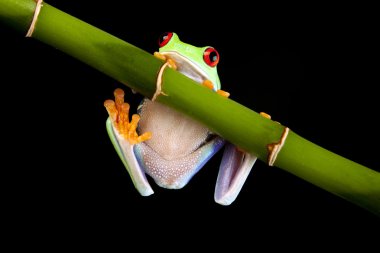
[
  {"left": 260, "top": 112, "right": 271, "bottom": 119},
  {"left": 104, "top": 88, "right": 152, "bottom": 145},
  {"left": 202, "top": 80, "right": 230, "bottom": 98}
]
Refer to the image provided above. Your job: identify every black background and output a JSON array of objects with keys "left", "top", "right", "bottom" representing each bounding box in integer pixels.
[{"left": 1, "top": 0, "right": 379, "bottom": 247}]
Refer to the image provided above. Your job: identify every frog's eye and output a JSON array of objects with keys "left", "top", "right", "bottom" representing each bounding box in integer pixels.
[
  {"left": 203, "top": 47, "right": 219, "bottom": 67},
  {"left": 158, "top": 32, "right": 173, "bottom": 48}
]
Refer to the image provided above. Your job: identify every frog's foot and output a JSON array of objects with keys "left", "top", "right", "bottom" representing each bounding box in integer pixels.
[
  {"left": 104, "top": 88, "right": 154, "bottom": 197},
  {"left": 217, "top": 89, "right": 230, "bottom": 98},
  {"left": 202, "top": 80, "right": 230, "bottom": 98},
  {"left": 260, "top": 112, "right": 271, "bottom": 119},
  {"left": 104, "top": 88, "right": 152, "bottom": 145},
  {"left": 154, "top": 52, "right": 177, "bottom": 70},
  {"left": 259, "top": 112, "right": 283, "bottom": 125}
]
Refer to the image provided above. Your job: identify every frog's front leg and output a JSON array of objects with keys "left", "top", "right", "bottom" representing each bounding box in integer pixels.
[
  {"left": 104, "top": 89, "right": 154, "bottom": 196},
  {"left": 154, "top": 52, "right": 177, "bottom": 70},
  {"left": 202, "top": 80, "right": 230, "bottom": 98}
]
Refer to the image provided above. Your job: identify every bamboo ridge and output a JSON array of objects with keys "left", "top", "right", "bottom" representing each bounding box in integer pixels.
[{"left": 0, "top": 0, "right": 379, "bottom": 215}]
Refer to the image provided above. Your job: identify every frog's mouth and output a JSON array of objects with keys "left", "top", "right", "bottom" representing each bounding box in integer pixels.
[{"left": 161, "top": 51, "right": 213, "bottom": 89}]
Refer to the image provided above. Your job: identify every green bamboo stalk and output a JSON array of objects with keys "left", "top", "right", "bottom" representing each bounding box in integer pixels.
[{"left": 1, "top": 0, "right": 379, "bottom": 215}]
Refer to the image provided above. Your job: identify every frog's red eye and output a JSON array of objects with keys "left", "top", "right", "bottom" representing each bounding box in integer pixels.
[
  {"left": 203, "top": 47, "right": 219, "bottom": 67},
  {"left": 158, "top": 32, "right": 173, "bottom": 48}
]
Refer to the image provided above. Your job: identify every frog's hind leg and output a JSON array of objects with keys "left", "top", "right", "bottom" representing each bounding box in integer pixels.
[{"left": 214, "top": 143, "right": 257, "bottom": 205}]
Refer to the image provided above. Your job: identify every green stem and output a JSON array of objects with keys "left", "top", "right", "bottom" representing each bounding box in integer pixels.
[
  {"left": 278, "top": 132, "right": 380, "bottom": 215},
  {"left": 1, "top": 0, "right": 379, "bottom": 215}
]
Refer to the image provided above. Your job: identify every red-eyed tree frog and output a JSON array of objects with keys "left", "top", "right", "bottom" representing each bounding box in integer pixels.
[{"left": 104, "top": 32, "right": 258, "bottom": 205}]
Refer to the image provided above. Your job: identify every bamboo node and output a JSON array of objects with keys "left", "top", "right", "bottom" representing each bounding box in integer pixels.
[
  {"left": 267, "top": 127, "right": 289, "bottom": 166},
  {"left": 152, "top": 62, "right": 170, "bottom": 102},
  {"left": 26, "top": 0, "right": 44, "bottom": 37}
]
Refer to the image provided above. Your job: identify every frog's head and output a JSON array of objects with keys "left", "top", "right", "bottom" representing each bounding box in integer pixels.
[{"left": 158, "top": 32, "right": 221, "bottom": 91}]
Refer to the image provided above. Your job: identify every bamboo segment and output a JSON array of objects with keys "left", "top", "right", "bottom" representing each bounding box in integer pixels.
[{"left": 0, "top": 0, "right": 36, "bottom": 34}]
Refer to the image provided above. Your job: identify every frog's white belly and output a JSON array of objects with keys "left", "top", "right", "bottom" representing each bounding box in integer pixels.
[
  {"left": 138, "top": 99, "right": 209, "bottom": 160},
  {"left": 135, "top": 99, "right": 223, "bottom": 189}
]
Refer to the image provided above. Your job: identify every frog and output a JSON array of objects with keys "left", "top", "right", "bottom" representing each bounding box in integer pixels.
[{"left": 104, "top": 32, "right": 258, "bottom": 205}]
